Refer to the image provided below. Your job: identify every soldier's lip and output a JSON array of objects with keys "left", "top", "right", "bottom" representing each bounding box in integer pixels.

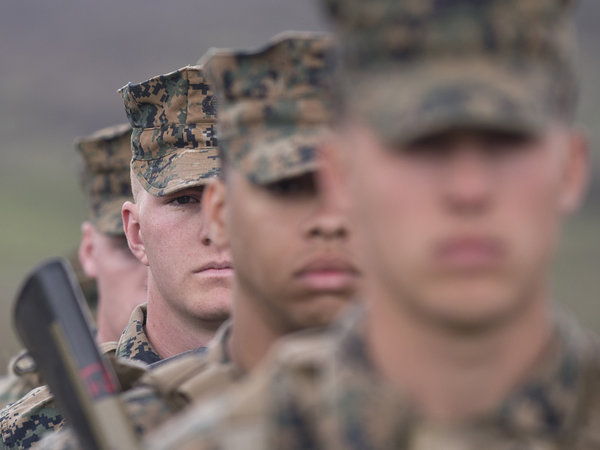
[
  {"left": 194, "top": 262, "right": 233, "bottom": 275},
  {"left": 294, "top": 258, "right": 359, "bottom": 291},
  {"left": 435, "top": 236, "right": 504, "bottom": 269}
]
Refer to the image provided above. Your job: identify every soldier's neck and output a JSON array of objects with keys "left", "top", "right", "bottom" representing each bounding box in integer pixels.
[
  {"left": 144, "top": 285, "right": 223, "bottom": 359},
  {"left": 227, "top": 288, "right": 285, "bottom": 373},
  {"left": 365, "top": 283, "right": 554, "bottom": 424}
]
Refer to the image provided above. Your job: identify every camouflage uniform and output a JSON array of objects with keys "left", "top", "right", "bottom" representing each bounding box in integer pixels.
[
  {"left": 144, "top": 308, "right": 600, "bottom": 450},
  {"left": 141, "top": 1, "right": 600, "bottom": 449},
  {"left": 0, "top": 286, "right": 157, "bottom": 450},
  {"left": 35, "top": 321, "right": 239, "bottom": 449},
  {"left": 120, "top": 321, "right": 239, "bottom": 435},
  {"left": 34, "top": 34, "right": 340, "bottom": 450},
  {"left": 0, "top": 339, "right": 146, "bottom": 450},
  {"left": 0, "top": 309, "right": 159, "bottom": 450},
  {"left": 0, "top": 124, "right": 142, "bottom": 449},
  {"left": 115, "top": 304, "right": 161, "bottom": 365}
]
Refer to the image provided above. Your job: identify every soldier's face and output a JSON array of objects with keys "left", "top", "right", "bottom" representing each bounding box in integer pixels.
[
  {"left": 333, "top": 123, "right": 587, "bottom": 329},
  {"left": 122, "top": 185, "right": 233, "bottom": 324},
  {"left": 78, "top": 222, "right": 147, "bottom": 342},
  {"left": 206, "top": 167, "right": 360, "bottom": 333}
]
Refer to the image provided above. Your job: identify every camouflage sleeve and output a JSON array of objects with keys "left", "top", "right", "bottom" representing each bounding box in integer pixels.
[
  {"left": 27, "top": 386, "right": 175, "bottom": 450},
  {"left": 0, "top": 386, "right": 64, "bottom": 449},
  {"left": 0, "top": 376, "right": 39, "bottom": 411}
]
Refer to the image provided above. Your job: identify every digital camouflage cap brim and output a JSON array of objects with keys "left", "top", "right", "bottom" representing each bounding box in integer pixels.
[
  {"left": 321, "top": 0, "right": 580, "bottom": 145},
  {"left": 119, "top": 66, "right": 219, "bottom": 197}
]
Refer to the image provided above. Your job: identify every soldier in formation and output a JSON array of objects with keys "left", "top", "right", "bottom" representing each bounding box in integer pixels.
[
  {"left": 37, "top": 32, "right": 361, "bottom": 448},
  {"left": 13, "top": 0, "right": 600, "bottom": 448},
  {"left": 143, "top": 0, "right": 600, "bottom": 448},
  {"left": 0, "top": 123, "right": 148, "bottom": 448}
]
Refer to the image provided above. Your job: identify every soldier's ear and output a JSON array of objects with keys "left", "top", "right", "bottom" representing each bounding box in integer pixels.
[
  {"left": 78, "top": 221, "right": 98, "bottom": 279},
  {"left": 204, "top": 178, "right": 229, "bottom": 250},
  {"left": 558, "top": 127, "right": 589, "bottom": 215},
  {"left": 121, "top": 201, "right": 149, "bottom": 266}
]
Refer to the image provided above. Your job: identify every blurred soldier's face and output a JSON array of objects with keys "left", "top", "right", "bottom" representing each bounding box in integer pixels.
[
  {"left": 206, "top": 166, "right": 360, "bottom": 333},
  {"left": 122, "top": 183, "right": 233, "bottom": 324},
  {"left": 79, "top": 223, "right": 147, "bottom": 342},
  {"left": 333, "top": 123, "right": 587, "bottom": 330}
]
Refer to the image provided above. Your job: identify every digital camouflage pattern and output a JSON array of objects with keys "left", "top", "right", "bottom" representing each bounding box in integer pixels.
[
  {"left": 0, "top": 385, "right": 63, "bottom": 450},
  {"left": 119, "top": 66, "right": 219, "bottom": 197},
  {"left": 320, "top": 0, "right": 580, "bottom": 145},
  {"left": 115, "top": 303, "right": 161, "bottom": 365},
  {"left": 75, "top": 123, "right": 133, "bottom": 236},
  {"left": 0, "top": 341, "right": 147, "bottom": 450},
  {"left": 145, "top": 309, "right": 600, "bottom": 450},
  {"left": 35, "top": 322, "right": 242, "bottom": 449},
  {"left": 202, "top": 31, "right": 338, "bottom": 185}
]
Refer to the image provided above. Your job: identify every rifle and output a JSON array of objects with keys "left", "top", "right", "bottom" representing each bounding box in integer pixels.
[{"left": 13, "top": 257, "right": 140, "bottom": 450}]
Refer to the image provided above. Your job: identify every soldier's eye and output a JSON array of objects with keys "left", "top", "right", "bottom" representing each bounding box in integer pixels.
[
  {"left": 401, "top": 133, "right": 453, "bottom": 158},
  {"left": 265, "top": 173, "right": 317, "bottom": 198},
  {"left": 165, "top": 187, "right": 205, "bottom": 206},
  {"left": 170, "top": 195, "right": 199, "bottom": 206},
  {"left": 482, "top": 131, "right": 535, "bottom": 157}
]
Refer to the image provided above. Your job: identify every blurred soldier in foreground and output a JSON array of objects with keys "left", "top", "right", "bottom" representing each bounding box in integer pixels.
[
  {"left": 144, "top": 0, "right": 599, "bottom": 449},
  {"left": 36, "top": 32, "right": 361, "bottom": 449},
  {"left": 0, "top": 123, "right": 147, "bottom": 416}
]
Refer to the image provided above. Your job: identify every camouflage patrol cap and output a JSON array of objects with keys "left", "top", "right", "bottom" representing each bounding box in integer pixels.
[
  {"left": 75, "top": 123, "right": 132, "bottom": 235},
  {"left": 202, "top": 31, "right": 338, "bottom": 185},
  {"left": 119, "top": 66, "right": 219, "bottom": 196},
  {"left": 321, "top": 0, "right": 580, "bottom": 145}
]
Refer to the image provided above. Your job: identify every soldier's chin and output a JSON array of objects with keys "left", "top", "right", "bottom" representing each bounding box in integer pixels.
[
  {"left": 288, "top": 296, "right": 349, "bottom": 331},
  {"left": 406, "top": 291, "right": 526, "bottom": 335}
]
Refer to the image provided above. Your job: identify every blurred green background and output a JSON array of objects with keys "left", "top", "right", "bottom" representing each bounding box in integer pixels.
[{"left": 0, "top": 1, "right": 598, "bottom": 368}]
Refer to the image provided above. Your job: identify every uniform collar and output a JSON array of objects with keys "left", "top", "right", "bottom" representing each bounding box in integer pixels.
[{"left": 115, "top": 303, "right": 161, "bottom": 365}]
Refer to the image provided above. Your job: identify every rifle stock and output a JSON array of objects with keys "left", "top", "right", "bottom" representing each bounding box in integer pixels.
[{"left": 13, "top": 257, "right": 139, "bottom": 450}]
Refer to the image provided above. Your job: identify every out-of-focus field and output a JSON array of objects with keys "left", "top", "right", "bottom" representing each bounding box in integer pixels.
[
  {"left": 551, "top": 211, "right": 600, "bottom": 331},
  {"left": 0, "top": 0, "right": 598, "bottom": 368},
  {"left": 0, "top": 140, "right": 86, "bottom": 364}
]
